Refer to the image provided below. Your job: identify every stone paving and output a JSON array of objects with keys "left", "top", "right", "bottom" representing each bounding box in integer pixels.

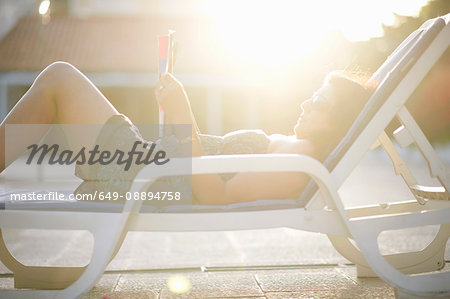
[
  {"left": 0, "top": 265, "right": 399, "bottom": 298},
  {"left": 0, "top": 147, "right": 449, "bottom": 298}
]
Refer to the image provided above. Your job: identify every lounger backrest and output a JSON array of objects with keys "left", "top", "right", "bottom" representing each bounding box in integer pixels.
[{"left": 298, "top": 16, "right": 446, "bottom": 207}]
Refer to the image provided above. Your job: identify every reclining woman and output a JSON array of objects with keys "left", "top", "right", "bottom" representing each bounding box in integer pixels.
[{"left": 0, "top": 62, "right": 372, "bottom": 205}]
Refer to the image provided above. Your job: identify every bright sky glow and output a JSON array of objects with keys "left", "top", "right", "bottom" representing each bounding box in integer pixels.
[
  {"left": 207, "top": 0, "right": 430, "bottom": 67},
  {"left": 335, "top": 0, "right": 430, "bottom": 41},
  {"left": 38, "top": 0, "right": 50, "bottom": 15}
]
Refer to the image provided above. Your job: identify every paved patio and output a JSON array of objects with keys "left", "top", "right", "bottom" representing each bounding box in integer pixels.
[{"left": 0, "top": 147, "right": 449, "bottom": 298}]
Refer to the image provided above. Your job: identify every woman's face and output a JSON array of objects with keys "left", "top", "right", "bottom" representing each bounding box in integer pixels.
[{"left": 294, "top": 83, "right": 336, "bottom": 140}]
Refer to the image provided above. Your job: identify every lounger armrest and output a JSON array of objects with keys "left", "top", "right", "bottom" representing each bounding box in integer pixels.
[{"left": 129, "top": 154, "right": 346, "bottom": 215}]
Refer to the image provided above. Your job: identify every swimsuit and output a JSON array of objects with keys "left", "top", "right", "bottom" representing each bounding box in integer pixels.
[{"left": 74, "top": 114, "right": 271, "bottom": 200}]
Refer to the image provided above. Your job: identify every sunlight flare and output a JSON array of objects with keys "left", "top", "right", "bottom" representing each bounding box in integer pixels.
[{"left": 207, "top": 0, "right": 430, "bottom": 67}]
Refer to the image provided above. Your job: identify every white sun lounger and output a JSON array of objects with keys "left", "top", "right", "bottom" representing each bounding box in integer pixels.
[{"left": 0, "top": 13, "right": 449, "bottom": 298}]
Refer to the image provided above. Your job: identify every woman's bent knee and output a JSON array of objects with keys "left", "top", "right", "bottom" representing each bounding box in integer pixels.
[
  {"left": 44, "top": 61, "right": 79, "bottom": 77},
  {"left": 36, "top": 61, "right": 79, "bottom": 85}
]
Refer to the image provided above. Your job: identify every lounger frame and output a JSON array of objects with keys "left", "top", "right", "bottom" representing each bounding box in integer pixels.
[{"left": 1, "top": 13, "right": 449, "bottom": 299}]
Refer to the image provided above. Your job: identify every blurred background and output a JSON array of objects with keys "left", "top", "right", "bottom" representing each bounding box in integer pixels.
[{"left": 0, "top": 0, "right": 449, "bottom": 142}]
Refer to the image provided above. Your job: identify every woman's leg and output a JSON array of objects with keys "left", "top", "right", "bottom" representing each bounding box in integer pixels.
[{"left": 0, "top": 61, "right": 120, "bottom": 172}]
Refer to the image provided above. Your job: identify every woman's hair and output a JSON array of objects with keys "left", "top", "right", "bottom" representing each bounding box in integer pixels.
[
  {"left": 314, "top": 71, "right": 373, "bottom": 159},
  {"left": 326, "top": 71, "right": 372, "bottom": 125}
]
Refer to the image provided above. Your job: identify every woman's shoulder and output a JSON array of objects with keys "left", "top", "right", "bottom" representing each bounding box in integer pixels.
[{"left": 268, "top": 134, "right": 315, "bottom": 155}]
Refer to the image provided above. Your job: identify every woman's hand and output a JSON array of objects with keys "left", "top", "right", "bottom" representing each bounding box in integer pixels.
[{"left": 155, "top": 73, "right": 191, "bottom": 120}]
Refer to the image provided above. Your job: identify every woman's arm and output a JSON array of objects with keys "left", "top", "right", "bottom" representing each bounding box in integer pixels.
[
  {"left": 195, "top": 139, "right": 313, "bottom": 204},
  {"left": 155, "top": 74, "right": 312, "bottom": 205},
  {"left": 155, "top": 74, "right": 229, "bottom": 204},
  {"left": 219, "top": 140, "right": 314, "bottom": 204}
]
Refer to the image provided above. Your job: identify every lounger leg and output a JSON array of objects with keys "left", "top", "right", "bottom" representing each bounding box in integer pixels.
[
  {"left": 0, "top": 212, "right": 132, "bottom": 298},
  {"left": 0, "top": 228, "right": 86, "bottom": 289},
  {"left": 349, "top": 209, "right": 450, "bottom": 297},
  {"left": 53, "top": 215, "right": 129, "bottom": 298},
  {"left": 0, "top": 225, "right": 127, "bottom": 290},
  {"left": 328, "top": 223, "right": 449, "bottom": 277}
]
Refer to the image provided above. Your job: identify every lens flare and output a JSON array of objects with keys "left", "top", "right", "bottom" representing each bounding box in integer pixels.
[{"left": 167, "top": 275, "right": 191, "bottom": 294}]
